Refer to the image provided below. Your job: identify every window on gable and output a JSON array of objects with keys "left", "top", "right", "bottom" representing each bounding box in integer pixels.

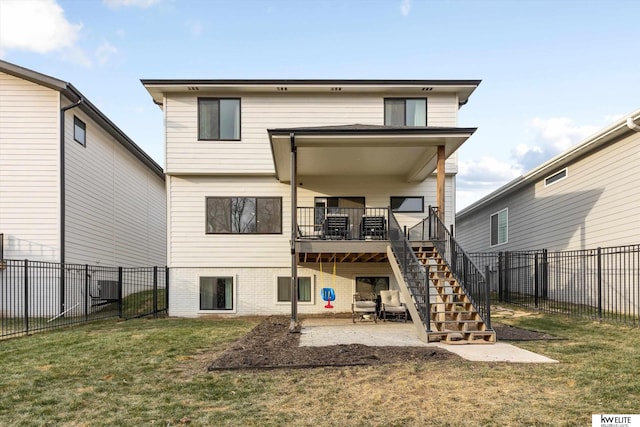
[
  {"left": 206, "top": 197, "right": 282, "bottom": 234},
  {"left": 74, "top": 116, "right": 86, "bottom": 146},
  {"left": 198, "top": 98, "right": 240, "bottom": 140},
  {"left": 544, "top": 168, "right": 568, "bottom": 187},
  {"left": 390, "top": 196, "right": 424, "bottom": 213},
  {"left": 200, "top": 276, "right": 233, "bottom": 310},
  {"left": 384, "top": 98, "right": 427, "bottom": 126},
  {"left": 277, "top": 277, "right": 312, "bottom": 302},
  {"left": 490, "top": 208, "right": 508, "bottom": 247}
]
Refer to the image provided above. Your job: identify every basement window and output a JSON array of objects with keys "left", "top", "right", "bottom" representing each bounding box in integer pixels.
[{"left": 544, "top": 168, "right": 568, "bottom": 187}]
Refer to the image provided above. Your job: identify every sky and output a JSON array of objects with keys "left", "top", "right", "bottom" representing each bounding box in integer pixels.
[{"left": 1, "top": 0, "right": 639, "bottom": 211}]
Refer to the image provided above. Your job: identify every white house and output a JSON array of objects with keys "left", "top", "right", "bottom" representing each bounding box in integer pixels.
[
  {"left": 142, "top": 78, "right": 484, "bottom": 336},
  {"left": 456, "top": 109, "right": 640, "bottom": 252},
  {"left": 0, "top": 60, "right": 166, "bottom": 267}
]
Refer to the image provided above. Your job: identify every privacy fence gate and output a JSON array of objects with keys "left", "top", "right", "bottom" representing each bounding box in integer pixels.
[
  {"left": 470, "top": 244, "right": 640, "bottom": 326},
  {"left": 0, "top": 259, "right": 169, "bottom": 339}
]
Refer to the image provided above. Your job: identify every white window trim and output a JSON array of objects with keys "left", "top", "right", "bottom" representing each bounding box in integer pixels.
[
  {"left": 544, "top": 168, "right": 568, "bottom": 187},
  {"left": 274, "top": 275, "right": 315, "bottom": 305},
  {"left": 489, "top": 208, "right": 508, "bottom": 248},
  {"left": 197, "top": 274, "right": 238, "bottom": 314}
]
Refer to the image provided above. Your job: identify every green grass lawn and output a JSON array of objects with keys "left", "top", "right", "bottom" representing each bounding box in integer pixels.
[{"left": 1, "top": 313, "right": 638, "bottom": 426}]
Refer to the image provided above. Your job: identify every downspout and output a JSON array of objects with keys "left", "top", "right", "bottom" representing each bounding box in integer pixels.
[
  {"left": 289, "top": 133, "right": 298, "bottom": 332},
  {"left": 626, "top": 117, "right": 640, "bottom": 132},
  {"left": 59, "top": 94, "right": 84, "bottom": 315}
]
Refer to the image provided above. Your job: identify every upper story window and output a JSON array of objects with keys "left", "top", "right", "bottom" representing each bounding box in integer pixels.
[
  {"left": 73, "top": 116, "right": 86, "bottom": 146},
  {"left": 384, "top": 98, "right": 427, "bottom": 126},
  {"left": 544, "top": 168, "right": 568, "bottom": 187},
  {"left": 490, "top": 208, "right": 508, "bottom": 247},
  {"left": 390, "top": 196, "right": 424, "bottom": 213},
  {"left": 198, "top": 98, "right": 240, "bottom": 140},
  {"left": 206, "top": 197, "right": 282, "bottom": 234}
]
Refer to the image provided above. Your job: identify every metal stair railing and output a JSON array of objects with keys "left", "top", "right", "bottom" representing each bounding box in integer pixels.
[
  {"left": 388, "top": 212, "right": 431, "bottom": 332},
  {"left": 408, "top": 206, "right": 492, "bottom": 328}
]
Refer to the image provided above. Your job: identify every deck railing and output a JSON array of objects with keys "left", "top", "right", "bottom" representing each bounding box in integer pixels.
[
  {"left": 388, "top": 213, "right": 431, "bottom": 332},
  {"left": 410, "top": 207, "right": 491, "bottom": 327},
  {"left": 296, "top": 207, "right": 389, "bottom": 240}
]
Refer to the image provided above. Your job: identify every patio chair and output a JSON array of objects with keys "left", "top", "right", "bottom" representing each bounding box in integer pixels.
[
  {"left": 360, "top": 215, "right": 386, "bottom": 239},
  {"left": 352, "top": 292, "right": 377, "bottom": 323},
  {"left": 324, "top": 214, "right": 350, "bottom": 239},
  {"left": 379, "top": 289, "right": 407, "bottom": 322}
]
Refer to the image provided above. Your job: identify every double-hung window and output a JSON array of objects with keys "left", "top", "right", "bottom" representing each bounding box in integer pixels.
[
  {"left": 198, "top": 98, "right": 240, "bottom": 140},
  {"left": 384, "top": 98, "right": 427, "bottom": 126},
  {"left": 490, "top": 208, "right": 508, "bottom": 247},
  {"left": 200, "top": 276, "right": 233, "bottom": 310},
  {"left": 277, "top": 277, "right": 312, "bottom": 302},
  {"left": 206, "top": 197, "right": 282, "bottom": 234}
]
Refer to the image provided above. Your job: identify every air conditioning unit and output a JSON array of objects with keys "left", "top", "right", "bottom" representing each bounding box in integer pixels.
[{"left": 97, "top": 280, "right": 119, "bottom": 300}]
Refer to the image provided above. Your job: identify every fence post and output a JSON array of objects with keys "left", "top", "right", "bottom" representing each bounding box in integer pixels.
[
  {"left": 504, "top": 251, "right": 511, "bottom": 303},
  {"left": 24, "top": 260, "right": 29, "bottom": 334},
  {"left": 153, "top": 266, "right": 158, "bottom": 318},
  {"left": 165, "top": 266, "right": 170, "bottom": 313},
  {"left": 497, "top": 252, "right": 503, "bottom": 302},
  {"left": 84, "top": 264, "right": 89, "bottom": 322},
  {"left": 542, "top": 249, "right": 549, "bottom": 299},
  {"left": 534, "top": 252, "right": 539, "bottom": 309},
  {"left": 117, "top": 267, "right": 123, "bottom": 318},
  {"left": 485, "top": 265, "right": 492, "bottom": 329},
  {"left": 597, "top": 247, "right": 602, "bottom": 321}
]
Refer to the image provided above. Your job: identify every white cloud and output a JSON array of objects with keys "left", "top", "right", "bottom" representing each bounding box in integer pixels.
[
  {"left": 456, "top": 156, "right": 522, "bottom": 210},
  {"left": 400, "top": 0, "right": 411, "bottom": 16},
  {"left": 513, "top": 117, "right": 600, "bottom": 172},
  {"left": 115, "top": 28, "right": 127, "bottom": 39},
  {"left": 95, "top": 41, "right": 118, "bottom": 65},
  {"left": 103, "top": 0, "right": 161, "bottom": 8},
  {"left": 0, "top": 0, "right": 85, "bottom": 59}
]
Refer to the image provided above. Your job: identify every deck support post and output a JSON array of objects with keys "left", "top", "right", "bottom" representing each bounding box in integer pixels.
[
  {"left": 289, "top": 133, "right": 299, "bottom": 332},
  {"left": 437, "top": 145, "right": 445, "bottom": 223}
]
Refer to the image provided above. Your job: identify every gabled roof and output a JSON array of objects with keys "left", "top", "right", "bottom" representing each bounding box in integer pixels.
[
  {"left": 457, "top": 109, "right": 640, "bottom": 218},
  {"left": 0, "top": 60, "right": 164, "bottom": 179},
  {"left": 140, "top": 79, "right": 481, "bottom": 108}
]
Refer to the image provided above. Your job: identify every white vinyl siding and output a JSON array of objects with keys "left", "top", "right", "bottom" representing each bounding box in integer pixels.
[
  {"left": 165, "top": 93, "right": 460, "bottom": 174},
  {"left": 168, "top": 174, "right": 455, "bottom": 268},
  {"left": 0, "top": 71, "right": 60, "bottom": 261},
  {"left": 456, "top": 130, "right": 640, "bottom": 252},
  {"left": 64, "top": 106, "right": 166, "bottom": 266}
]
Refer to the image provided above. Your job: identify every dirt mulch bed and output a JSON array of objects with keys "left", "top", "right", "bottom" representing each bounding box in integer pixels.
[
  {"left": 207, "top": 317, "right": 561, "bottom": 371},
  {"left": 491, "top": 324, "right": 564, "bottom": 341}
]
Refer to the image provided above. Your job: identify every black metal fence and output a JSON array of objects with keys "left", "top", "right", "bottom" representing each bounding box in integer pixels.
[
  {"left": 470, "top": 245, "right": 640, "bottom": 326},
  {"left": 0, "top": 259, "right": 169, "bottom": 339}
]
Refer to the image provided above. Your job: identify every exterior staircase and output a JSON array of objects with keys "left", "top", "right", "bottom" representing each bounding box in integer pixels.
[{"left": 414, "top": 245, "right": 495, "bottom": 344}]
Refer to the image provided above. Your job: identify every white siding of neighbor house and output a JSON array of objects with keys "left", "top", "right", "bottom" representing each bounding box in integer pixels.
[
  {"left": 63, "top": 103, "right": 166, "bottom": 266},
  {"left": 456, "top": 130, "right": 640, "bottom": 252},
  {"left": 165, "top": 93, "right": 459, "bottom": 174},
  {"left": 168, "top": 174, "right": 455, "bottom": 268},
  {"left": 0, "top": 71, "right": 60, "bottom": 261},
  {"left": 169, "top": 263, "right": 401, "bottom": 317}
]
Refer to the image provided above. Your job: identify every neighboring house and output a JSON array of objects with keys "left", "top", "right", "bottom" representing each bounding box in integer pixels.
[
  {"left": 0, "top": 60, "right": 166, "bottom": 267},
  {"left": 456, "top": 109, "right": 640, "bottom": 253},
  {"left": 142, "top": 78, "right": 480, "bottom": 319}
]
